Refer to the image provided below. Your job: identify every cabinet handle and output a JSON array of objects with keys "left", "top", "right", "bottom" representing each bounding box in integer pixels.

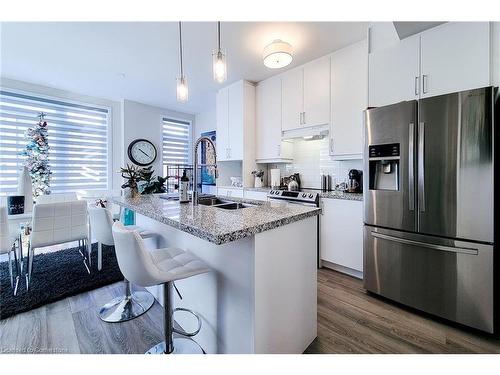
[
  {"left": 228, "top": 148, "right": 231, "bottom": 159},
  {"left": 277, "top": 144, "right": 281, "bottom": 156},
  {"left": 303, "top": 112, "right": 306, "bottom": 125},
  {"left": 422, "top": 75, "right": 428, "bottom": 94},
  {"left": 299, "top": 112, "right": 303, "bottom": 125},
  {"left": 414, "top": 76, "right": 419, "bottom": 96},
  {"left": 329, "top": 138, "right": 334, "bottom": 154}
]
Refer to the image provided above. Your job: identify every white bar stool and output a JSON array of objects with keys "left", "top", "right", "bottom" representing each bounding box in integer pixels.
[
  {"left": 89, "top": 207, "right": 157, "bottom": 323},
  {"left": 112, "top": 222, "right": 210, "bottom": 354}
]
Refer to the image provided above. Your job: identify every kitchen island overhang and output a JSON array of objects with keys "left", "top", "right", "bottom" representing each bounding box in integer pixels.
[{"left": 110, "top": 195, "right": 320, "bottom": 354}]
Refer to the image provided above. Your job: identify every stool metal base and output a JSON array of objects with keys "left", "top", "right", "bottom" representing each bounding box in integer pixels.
[
  {"left": 146, "top": 337, "right": 204, "bottom": 354},
  {"left": 99, "top": 291, "right": 154, "bottom": 323}
]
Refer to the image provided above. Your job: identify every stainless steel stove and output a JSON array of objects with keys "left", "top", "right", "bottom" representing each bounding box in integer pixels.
[{"left": 267, "top": 190, "right": 319, "bottom": 207}]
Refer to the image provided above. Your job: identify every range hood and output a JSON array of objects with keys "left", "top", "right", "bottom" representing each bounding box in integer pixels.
[
  {"left": 393, "top": 22, "right": 446, "bottom": 39},
  {"left": 281, "top": 124, "right": 329, "bottom": 141}
]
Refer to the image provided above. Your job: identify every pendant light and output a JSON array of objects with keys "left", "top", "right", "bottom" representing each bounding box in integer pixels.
[
  {"left": 263, "top": 39, "right": 293, "bottom": 69},
  {"left": 212, "top": 22, "right": 227, "bottom": 83},
  {"left": 176, "top": 22, "right": 188, "bottom": 102}
]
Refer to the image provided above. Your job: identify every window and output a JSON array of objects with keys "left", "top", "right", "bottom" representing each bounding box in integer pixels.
[
  {"left": 0, "top": 90, "right": 110, "bottom": 196},
  {"left": 162, "top": 117, "right": 191, "bottom": 174}
]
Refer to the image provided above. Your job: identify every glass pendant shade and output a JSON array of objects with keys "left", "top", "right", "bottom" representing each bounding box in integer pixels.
[
  {"left": 176, "top": 75, "right": 188, "bottom": 102},
  {"left": 212, "top": 49, "right": 227, "bottom": 83}
]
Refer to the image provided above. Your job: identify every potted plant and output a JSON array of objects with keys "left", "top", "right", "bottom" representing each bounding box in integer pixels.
[
  {"left": 140, "top": 167, "right": 167, "bottom": 195},
  {"left": 120, "top": 164, "right": 144, "bottom": 198}
]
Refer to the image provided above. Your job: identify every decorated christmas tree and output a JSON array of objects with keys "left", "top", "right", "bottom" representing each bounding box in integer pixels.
[{"left": 21, "top": 112, "right": 51, "bottom": 198}]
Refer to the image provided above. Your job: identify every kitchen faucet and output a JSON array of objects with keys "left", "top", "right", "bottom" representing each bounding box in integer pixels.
[{"left": 192, "top": 136, "right": 218, "bottom": 206}]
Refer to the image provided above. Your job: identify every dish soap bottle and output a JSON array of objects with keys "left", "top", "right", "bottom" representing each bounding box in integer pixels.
[{"left": 179, "top": 169, "right": 190, "bottom": 203}]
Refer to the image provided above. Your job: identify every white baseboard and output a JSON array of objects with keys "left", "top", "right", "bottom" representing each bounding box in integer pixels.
[{"left": 321, "top": 260, "right": 363, "bottom": 279}]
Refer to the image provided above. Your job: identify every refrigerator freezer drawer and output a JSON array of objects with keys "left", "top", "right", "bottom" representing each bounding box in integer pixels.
[{"left": 363, "top": 226, "right": 494, "bottom": 333}]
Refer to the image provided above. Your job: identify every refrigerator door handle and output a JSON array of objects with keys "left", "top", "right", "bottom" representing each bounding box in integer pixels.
[
  {"left": 370, "top": 231, "right": 478, "bottom": 256},
  {"left": 408, "top": 123, "right": 415, "bottom": 211},
  {"left": 418, "top": 122, "right": 425, "bottom": 212}
]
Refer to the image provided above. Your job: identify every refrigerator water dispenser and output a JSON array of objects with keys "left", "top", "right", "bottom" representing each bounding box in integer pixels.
[{"left": 368, "top": 143, "right": 400, "bottom": 191}]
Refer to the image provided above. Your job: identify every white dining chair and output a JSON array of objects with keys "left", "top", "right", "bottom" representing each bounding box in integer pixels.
[
  {"left": 88, "top": 207, "right": 158, "bottom": 323},
  {"left": 36, "top": 192, "right": 78, "bottom": 204},
  {"left": 0, "top": 206, "right": 21, "bottom": 295},
  {"left": 27, "top": 200, "right": 91, "bottom": 289}
]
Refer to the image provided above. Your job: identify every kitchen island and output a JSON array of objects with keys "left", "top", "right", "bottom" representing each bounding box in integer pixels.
[{"left": 110, "top": 194, "right": 321, "bottom": 354}]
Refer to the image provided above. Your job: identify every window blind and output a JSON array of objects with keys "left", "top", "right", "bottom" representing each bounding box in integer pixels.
[
  {"left": 0, "top": 90, "right": 109, "bottom": 196},
  {"left": 162, "top": 118, "right": 191, "bottom": 166}
]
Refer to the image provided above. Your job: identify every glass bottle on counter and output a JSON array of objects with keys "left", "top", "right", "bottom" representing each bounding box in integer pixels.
[{"left": 179, "top": 169, "right": 190, "bottom": 203}]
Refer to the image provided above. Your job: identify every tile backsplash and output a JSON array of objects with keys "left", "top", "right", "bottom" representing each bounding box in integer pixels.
[{"left": 267, "top": 138, "right": 362, "bottom": 189}]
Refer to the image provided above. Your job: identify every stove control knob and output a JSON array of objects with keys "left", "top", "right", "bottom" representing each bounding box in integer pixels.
[
  {"left": 309, "top": 194, "right": 313, "bottom": 198},
  {"left": 302, "top": 193, "right": 307, "bottom": 197},
  {"left": 270, "top": 190, "right": 274, "bottom": 194}
]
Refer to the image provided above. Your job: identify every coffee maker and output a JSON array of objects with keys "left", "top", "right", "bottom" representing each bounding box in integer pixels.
[{"left": 347, "top": 169, "right": 362, "bottom": 193}]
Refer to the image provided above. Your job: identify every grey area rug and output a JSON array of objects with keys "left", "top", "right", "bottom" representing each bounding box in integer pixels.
[{"left": 0, "top": 243, "right": 123, "bottom": 320}]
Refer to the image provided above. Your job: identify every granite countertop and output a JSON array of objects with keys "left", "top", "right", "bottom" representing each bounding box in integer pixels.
[
  {"left": 243, "top": 187, "right": 363, "bottom": 201},
  {"left": 110, "top": 194, "right": 321, "bottom": 245}
]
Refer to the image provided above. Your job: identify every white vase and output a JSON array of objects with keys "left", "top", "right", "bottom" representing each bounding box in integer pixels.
[
  {"left": 254, "top": 177, "right": 263, "bottom": 188},
  {"left": 17, "top": 166, "right": 33, "bottom": 213}
]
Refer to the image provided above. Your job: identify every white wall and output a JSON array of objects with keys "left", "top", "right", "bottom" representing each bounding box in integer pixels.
[
  {"left": 122, "top": 99, "right": 195, "bottom": 177},
  {"left": 0, "top": 78, "right": 197, "bottom": 190},
  {"left": 0, "top": 77, "right": 124, "bottom": 190},
  {"left": 194, "top": 98, "right": 216, "bottom": 139}
]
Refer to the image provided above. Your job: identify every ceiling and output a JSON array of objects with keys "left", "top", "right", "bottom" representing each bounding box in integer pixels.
[{"left": 0, "top": 22, "right": 368, "bottom": 114}]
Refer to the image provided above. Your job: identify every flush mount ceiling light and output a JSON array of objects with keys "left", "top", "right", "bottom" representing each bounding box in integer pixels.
[
  {"left": 176, "top": 21, "right": 188, "bottom": 103},
  {"left": 212, "top": 21, "right": 227, "bottom": 83},
  {"left": 262, "top": 39, "right": 293, "bottom": 69}
]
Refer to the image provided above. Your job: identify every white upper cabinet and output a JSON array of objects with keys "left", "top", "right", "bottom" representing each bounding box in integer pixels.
[
  {"left": 281, "top": 67, "right": 303, "bottom": 131},
  {"left": 256, "top": 76, "right": 293, "bottom": 162},
  {"left": 216, "top": 80, "right": 256, "bottom": 187},
  {"left": 420, "top": 22, "right": 490, "bottom": 98},
  {"left": 369, "top": 22, "right": 491, "bottom": 107},
  {"left": 281, "top": 56, "right": 331, "bottom": 131},
  {"left": 330, "top": 39, "right": 368, "bottom": 159},
  {"left": 216, "top": 87, "right": 230, "bottom": 161},
  {"left": 227, "top": 82, "right": 244, "bottom": 160},
  {"left": 303, "top": 56, "right": 331, "bottom": 127},
  {"left": 368, "top": 35, "right": 420, "bottom": 107}
]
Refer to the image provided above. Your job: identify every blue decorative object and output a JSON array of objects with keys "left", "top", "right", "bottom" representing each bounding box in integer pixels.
[
  {"left": 122, "top": 208, "right": 136, "bottom": 226},
  {"left": 201, "top": 130, "right": 216, "bottom": 185}
]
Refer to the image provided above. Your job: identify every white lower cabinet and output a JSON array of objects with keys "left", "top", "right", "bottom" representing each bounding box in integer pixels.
[{"left": 320, "top": 198, "right": 363, "bottom": 277}]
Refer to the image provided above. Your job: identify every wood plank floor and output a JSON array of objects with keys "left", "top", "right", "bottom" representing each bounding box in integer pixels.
[{"left": 2, "top": 268, "right": 500, "bottom": 354}]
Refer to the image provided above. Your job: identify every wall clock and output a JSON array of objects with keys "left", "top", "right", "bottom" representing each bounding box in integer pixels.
[{"left": 127, "top": 139, "right": 157, "bottom": 166}]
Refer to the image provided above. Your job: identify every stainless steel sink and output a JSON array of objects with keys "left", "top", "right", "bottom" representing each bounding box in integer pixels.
[
  {"left": 197, "top": 198, "right": 228, "bottom": 206},
  {"left": 198, "top": 198, "right": 256, "bottom": 210}
]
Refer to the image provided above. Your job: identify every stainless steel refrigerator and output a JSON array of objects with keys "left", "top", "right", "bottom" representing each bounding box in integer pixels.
[{"left": 363, "top": 86, "right": 497, "bottom": 333}]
